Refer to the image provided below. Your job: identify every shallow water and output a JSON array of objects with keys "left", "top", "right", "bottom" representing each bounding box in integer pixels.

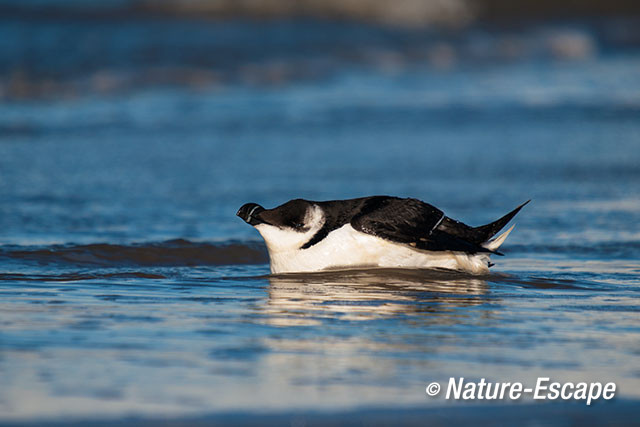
[{"left": 1, "top": 15, "right": 640, "bottom": 423}]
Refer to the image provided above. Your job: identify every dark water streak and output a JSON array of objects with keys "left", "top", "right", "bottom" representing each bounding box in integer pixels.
[{"left": 0, "top": 239, "right": 268, "bottom": 267}]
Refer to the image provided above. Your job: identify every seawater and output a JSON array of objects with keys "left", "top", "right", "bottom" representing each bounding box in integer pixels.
[{"left": 1, "top": 16, "right": 640, "bottom": 422}]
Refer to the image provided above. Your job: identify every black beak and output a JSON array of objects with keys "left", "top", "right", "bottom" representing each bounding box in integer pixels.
[{"left": 236, "top": 203, "right": 266, "bottom": 226}]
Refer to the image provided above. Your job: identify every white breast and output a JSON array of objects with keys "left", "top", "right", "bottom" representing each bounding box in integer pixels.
[{"left": 260, "top": 224, "right": 491, "bottom": 275}]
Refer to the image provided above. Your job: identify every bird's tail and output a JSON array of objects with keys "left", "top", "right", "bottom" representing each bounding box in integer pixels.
[
  {"left": 475, "top": 200, "right": 530, "bottom": 252},
  {"left": 483, "top": 224, "right": 515, "bottom": 252}
]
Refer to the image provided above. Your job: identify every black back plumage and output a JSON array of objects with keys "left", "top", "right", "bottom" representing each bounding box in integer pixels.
[
  {"left": 436, "top": 200, "right": 530, "bottom": 247},
  {"left": 300, "top": 196, "right": 528, "bottom": 255},
  {"left": 348, "top": 197, "right": 494, "bottom": 254}
]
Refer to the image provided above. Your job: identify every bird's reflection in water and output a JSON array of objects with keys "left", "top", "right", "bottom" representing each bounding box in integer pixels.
[{"left": 263, "top": 268, "right": 491, "bottom": 326}]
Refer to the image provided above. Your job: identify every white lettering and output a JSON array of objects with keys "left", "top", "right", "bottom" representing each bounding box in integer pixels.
[
  {"left": 498, "top": 382, "right": 511, "bottom": 399},
  {"left": 446, "top": 377, "right": 464, "bottom": 399},
  {"left": 477, "top": 378, "right": 487, "bottom": 399},
  {"left": 574, "top": 383, "right": 588, "bottom": 400},
  {"left": 462, "top": 382, "right": 476, "bottom": 400},
  {"left": 603, "top": 383, "right": 616, "bottom": 399},
  {"left": 561, "top": 382, "right": 574, "bottom": 399},
  {"left": 586, "top": 383, "right": 602, "bottom": 406},
  {"left": 548, "top": 381, "right": 560, "bottom": 400},
  {"left": 509, "top": 382, "right": 523, "bottom": 400},
  {"left": 438, "top": 378, "right": 616, "bottom": 405},
  {"left": 534, "top": 377, "right": 549, "bottom": 399}
]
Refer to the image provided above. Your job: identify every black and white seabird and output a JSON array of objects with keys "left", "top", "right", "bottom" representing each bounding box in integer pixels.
[{"left": 237, "top": 196, "right": 529, "bottom": 274}]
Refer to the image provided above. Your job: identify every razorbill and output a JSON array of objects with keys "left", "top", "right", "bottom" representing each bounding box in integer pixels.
[{"left": 237, "top": 196, "right": 529, "bottom": 274}]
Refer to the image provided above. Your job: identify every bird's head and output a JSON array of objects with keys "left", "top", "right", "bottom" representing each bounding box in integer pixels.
[{"left": 236, "top": 199, "right": 325, "bottom": 252}]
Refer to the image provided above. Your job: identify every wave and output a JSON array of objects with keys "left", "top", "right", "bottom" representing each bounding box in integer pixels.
[
  {"left": 0, "top": 271, "right": 167, "bottom": 282},
  {"left": 3, "top": 239, "right": 638, "bottom": 268},
  {"left": 0, "top": 239, "right": 269, "bottom": 267},
  {"left": 0, "top": 241, "right": 626, "bottom": 291}
]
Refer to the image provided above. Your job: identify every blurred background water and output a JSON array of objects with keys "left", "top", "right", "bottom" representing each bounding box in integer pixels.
[{"left": 1, "top": 0, "right": 640, "bottom": 424}]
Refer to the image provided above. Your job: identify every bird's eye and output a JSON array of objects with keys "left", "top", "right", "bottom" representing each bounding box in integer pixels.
[{"left": 295, "top": 223, "right": 304, "bottom": 228}]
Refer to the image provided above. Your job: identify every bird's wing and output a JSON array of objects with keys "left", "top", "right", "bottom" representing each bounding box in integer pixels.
[{"left": 350, "top": 197, "right": 493, "bottom": 254}]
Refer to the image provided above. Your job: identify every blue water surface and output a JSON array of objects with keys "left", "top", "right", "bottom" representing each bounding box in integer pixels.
[{"left": 1, "top": 16, "right": 640, "bottom": 423}]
